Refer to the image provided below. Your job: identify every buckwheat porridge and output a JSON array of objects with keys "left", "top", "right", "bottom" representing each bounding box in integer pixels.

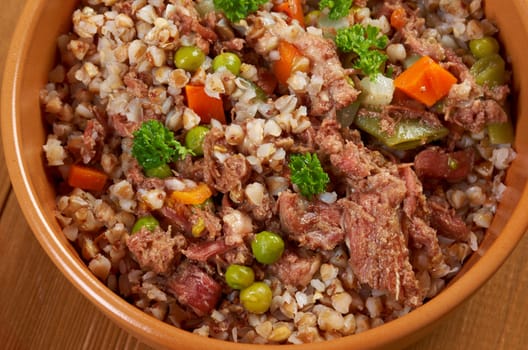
[{"left": 40, "top": 0, "right": 515, "bottom": 344}]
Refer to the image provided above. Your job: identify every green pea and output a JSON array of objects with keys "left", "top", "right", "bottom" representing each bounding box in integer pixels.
[
  {"left": 212, "top": 52, "right": 242, "bottom": 75},
  {"left": 240, "top": 282, "right": 272, "bottom": 314},
  {"left": 225, "top": 264, "right": 255, "bottom": 290},
  {"left": 174, "top": 46, "right": 205, "bottom": 72},
  {"left": 184, "top": 125, "right": 210, "bottom": 156},
  {"left": 131, "top": 215, "right": 159, "bottom": 234},
  {"left": 144, "top": 163, "right": 172, "bottom": 178},
  {"left": 469, "top": 36, "right": 500, "bottom": 58},
  {"left": 470, "top": 54, "right": 506, "bottom": 87},
  {"left": 251, "top": 231, "right": 285, "bottom": 265}
]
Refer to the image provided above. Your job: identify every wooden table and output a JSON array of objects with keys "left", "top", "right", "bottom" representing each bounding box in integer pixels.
[{"left": 1, "top": 1, "right": 527, "bottom": 349}]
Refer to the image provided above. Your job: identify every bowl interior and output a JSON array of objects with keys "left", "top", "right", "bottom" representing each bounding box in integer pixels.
[{"left": 2, "top": 0, "right": 528, "bottom": 349}]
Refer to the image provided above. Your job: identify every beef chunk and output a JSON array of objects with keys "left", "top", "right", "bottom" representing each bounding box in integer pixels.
[
  {"left": 278, "top": 191, "right": 345, "bottom": 251},
  {"left": 167, "top": 263, "right": 222, "bottom": 316}
]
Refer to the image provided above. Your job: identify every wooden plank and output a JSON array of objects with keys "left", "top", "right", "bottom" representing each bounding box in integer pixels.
[
  {"left": 0, "top": 192, "right": 152, "bottom": 350},
  {"left": 0, "top": 0, "right": 25, "bottom": 207},
  {"left": 408, "top": 231, "right": 528, "bottom": 350}
]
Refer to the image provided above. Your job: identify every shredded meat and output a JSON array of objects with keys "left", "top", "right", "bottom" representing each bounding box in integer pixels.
[
  {"left": 414, "top": 147, "right": 474, "bottom": 182},
  {"left": 342, "top": 172, "right": 422, "bottom": 307},
  {"left": 330, "top": 142, "right": 373, "bottom": 180},
  {"left": 278, "top": 191, "right": 345, "bottom": 251},
  {"left": 124, "top": 160, "right": 148, "bottom": 188},
  {"left": 442, "top": 49, "right": 509, "bottom": 132},
  {"left": 126, "top": 226, "right": 184, "bottom": 274},
  {"left": 268, "top": 249, "right": 321, "bottom": 288},
  {"left": 315, "top": 118, "right": 372, "bottom": 179},
  {"left": 382, "top": 104, "right": 444, "bottom": 128},
  {"left": 444, "top": 47, "right": 473, "bottom": 81},
  {"left": 221, "top": 244, "right": 254, "bottom": 266},
  {"left": 182, "top": 239, "right": 233, "bottom": 262},
  {"left": 401, "top": 10, "right": 446, "bottom": 61},
  {"left": 123, "top": 71, "right": 149, "bottom": 98},
  {"left": 446, "top": 99, "right": 508, "bottom": 133},
  {"left": 124, "top": 159, "right": 164, "bottom": 191},
  {"left": 158, "top": 204, "right": 193, "bottom": 235},
  {"left": 167, "top": 263, "right": 222, "bottom": 316},
  {"left": 216, "top": 37, "right": 245, "bottom": 52},
  {"left": 190, "top": 208, "right": 222, "bottom": 240},
  {"left": 109, "top": 114, "right": 137, "bottom": 138},
  {"left": 428, "top": 196, "right": 471, "bottom": 241},
  {"left": 293, "top": 37, "right": 359, "bottom": 115},
  {"left": 202, "top": 128, "right": 252, "bottom": 193},
  {"left": 314, "top": 118, "right": 345, "bottom": 155},
  {"left": 400, "top": 166, "right": 448, "bottom": 276},
  {"left": 175, "top": 156, "right": 206, "bottom": 182},
  {"left": 236, "top": 187, "right": 274, "bottom": 222},
  {"left": 371, "top": 0, "right": 403, "bottom": 19},
  {"left": 168, "top": 0, "right": 217, "bottom": 54}
]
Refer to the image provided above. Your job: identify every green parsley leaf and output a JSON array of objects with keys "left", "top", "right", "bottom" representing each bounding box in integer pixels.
[
  {"left": 213, "top": 0, "right": 269, "bottom": 23},
  {"left": 335, "top": 24, "right": 389, "bottom": 77},
  {"left": 319, "top": 0, "right": 354, "bottom": 20},
  {"left": 132, "top": 120, "right": 193, "bottom": 170},
  {"left": 288, "top": 153, "right": 330, "bottom": 198}
]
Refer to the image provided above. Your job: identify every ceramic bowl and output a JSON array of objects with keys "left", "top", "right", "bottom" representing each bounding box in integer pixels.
[{"left": 2, "top": 0, "right": 528, "bottom": 349}]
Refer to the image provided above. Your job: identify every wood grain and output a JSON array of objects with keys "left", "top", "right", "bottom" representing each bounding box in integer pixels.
[{"left": 0, "top": 1, "right": 526, "bottom": 350}]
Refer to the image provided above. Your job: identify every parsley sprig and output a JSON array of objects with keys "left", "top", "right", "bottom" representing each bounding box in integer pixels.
[
  {"left": 132, "top": 120, "right": 193, "bottom": 170},
  {"left": 213, "top": 0, "right": 269, "bottom": 23},
  {"left": 288, "top": 153, "right": 330, "bottom": 198},
  {"left": 335, "top": 24, "right": 389, "bottom": 77},
  {"left": 319, "top": 0, "right": 354, "bottom": 20}
]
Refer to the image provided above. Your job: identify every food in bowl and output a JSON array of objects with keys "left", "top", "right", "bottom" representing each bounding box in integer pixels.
[{"left": 39, "top": 0, "right": 516, "bottom": 344}]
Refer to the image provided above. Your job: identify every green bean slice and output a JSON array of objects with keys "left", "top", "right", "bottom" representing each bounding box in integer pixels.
[
  {"left": 354, "top": 115, "right": 449, "bottom": 150},
  {"left": 488, "top": 120, "right": 514, "bottom": 144},
  {"left": 337, "top": 101, "right": 361, "bottom": 127},
  {"left": 470, "top": 54, "right": 506, "bottom": 87}
]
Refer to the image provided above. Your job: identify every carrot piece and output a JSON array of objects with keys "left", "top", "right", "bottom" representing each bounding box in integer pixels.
[
  {"left": 170, "top": 183, "right": 213, "bottom": 205},
  {"left": 390, "top": 7, "right": 407, "bottom": 30},
  {"left": 67, "top": 164, "right": 108, "bottom": 191},
  {"left": 273, "top": 40, "right": 306, "bottom": 85},
  {"left": 185, "top": 84, "right": 226, "bottom": 124},
  {"left": 394, "top": 56, "right": 457, "bottom": 107},
  {"left": 274, "top": 0, "right": 305, "bottom": 27}
]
